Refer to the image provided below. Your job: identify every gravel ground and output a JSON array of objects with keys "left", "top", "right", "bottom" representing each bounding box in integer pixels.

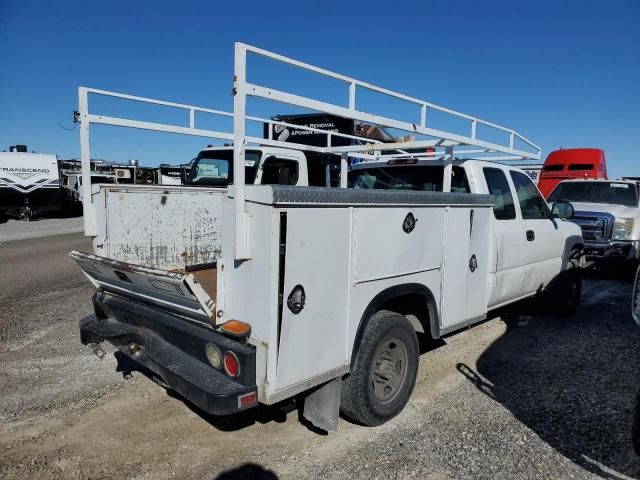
[
  {"left": 0, "top": 216, "right": 84, "bottom": 243},
  {"left": 1, "top": 233, "right": 639, "bottom": 479}
]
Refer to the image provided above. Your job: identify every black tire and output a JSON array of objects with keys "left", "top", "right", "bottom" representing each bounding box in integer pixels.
[
  {"left": 633, "top": 387, "right": 640, "bottom": 456},
  {"left": 341, "top": 310, "right": 419, "bottom": 426},
  {"left": 557, "top": 253, "right": 582, "bottom": 317}
]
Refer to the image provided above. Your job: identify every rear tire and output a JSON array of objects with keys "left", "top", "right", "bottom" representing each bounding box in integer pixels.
[
  {"left": 341, "top": 310, "right": 419, "bottom": 427},
  {"left": 632, "top": 386, "right": 640, "bottom": 456},
  {"left": 557, "top": 252, "right": 582, "bottom": 317}
]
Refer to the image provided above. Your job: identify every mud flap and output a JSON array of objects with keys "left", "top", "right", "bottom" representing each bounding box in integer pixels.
[{"left": 302, "top": 377, "right": 342, "bottom": 432}]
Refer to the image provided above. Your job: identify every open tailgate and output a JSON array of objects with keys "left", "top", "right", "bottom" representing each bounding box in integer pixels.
[{"left": 70, "top": 250, "right": 215, "bottom": 321}]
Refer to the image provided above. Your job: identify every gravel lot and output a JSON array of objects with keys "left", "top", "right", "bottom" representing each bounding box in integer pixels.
[
  {"left": 0, "top": 216, "right": 83, "bottom": 243},
  {"left": 1, "top": 229, "right": 640, "bottom": 479}
]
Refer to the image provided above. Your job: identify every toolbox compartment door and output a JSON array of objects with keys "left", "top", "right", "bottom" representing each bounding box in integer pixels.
[{"left": 70, "top": 250, "right": 215, "bottom": 321}]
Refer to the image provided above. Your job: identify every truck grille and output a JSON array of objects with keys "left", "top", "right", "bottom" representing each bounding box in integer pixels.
[{"left": 572, "top": 212, "right": 614, "bottom": 242}]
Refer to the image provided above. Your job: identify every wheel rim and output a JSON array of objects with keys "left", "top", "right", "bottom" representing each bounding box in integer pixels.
[{"left": 370, "top": 337, "right": 409, "bottom": 404}]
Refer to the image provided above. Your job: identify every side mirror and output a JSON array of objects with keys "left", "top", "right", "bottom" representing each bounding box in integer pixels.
[
  {"left": 633, "top": 266, "right": 640, "bottom": 325},
  {"left": 551, "top": 201, "right": 574, "bottom": 219}
]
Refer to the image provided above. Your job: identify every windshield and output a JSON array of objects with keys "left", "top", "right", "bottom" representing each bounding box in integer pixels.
[
  {"left": 348, "top": 165, "right": 470, "bottom": 193},
  {"left": 89, "top": 176, "right": 116, "bottom": 184},
  {"left": 548, "top": 181, "right": 639, "bottom": 207},
  {"left": 186, "top": 150, "right": 260, "bottom": 186}
]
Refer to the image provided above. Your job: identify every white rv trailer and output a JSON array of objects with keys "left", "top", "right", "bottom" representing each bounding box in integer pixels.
[
  {"left": 0, "top": 151, "right": 62, "bottom": 220},
  {"left": 71, "top": 43, "right": 583, "bottom": 431}
]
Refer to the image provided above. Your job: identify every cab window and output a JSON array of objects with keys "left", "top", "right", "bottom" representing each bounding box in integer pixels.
[
  {"left": 483, "top": 168, "right": 516, "bottom": 220},
  {"left": 450, "top": 166, "right": 470, "bottom": 193},
  {"left": 261, "top": 157, "right": 299, "bottom": 185},
  {"left": 510, "top": 170, "right": 549, "bottom": 219}
]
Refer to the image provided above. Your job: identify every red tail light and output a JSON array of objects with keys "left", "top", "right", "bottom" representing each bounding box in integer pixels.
[{"left": 223, "top": 351, "right": 240, "bottom": 378}]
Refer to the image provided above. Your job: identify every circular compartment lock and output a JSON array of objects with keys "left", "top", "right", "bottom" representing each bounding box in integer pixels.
[
  {"left": 469, "top": 254, "right": 478, "bottom": 273},
  {"left": 403, "top": 212, "right": 417, "bottom": 233}
]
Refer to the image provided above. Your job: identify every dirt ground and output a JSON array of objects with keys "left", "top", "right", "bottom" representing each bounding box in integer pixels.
[{"left": 1, "top": 232, "right": 640, "bottom": 479}]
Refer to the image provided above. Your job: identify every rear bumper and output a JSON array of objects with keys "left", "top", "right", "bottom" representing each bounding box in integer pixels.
[
  {"left": 81, "top": 292, "right": 258, "bottom": 416},
  {"left": 583, "top": 240, "right": 639, "bottom": 263}
]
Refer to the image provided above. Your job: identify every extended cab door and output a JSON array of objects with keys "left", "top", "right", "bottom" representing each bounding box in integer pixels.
[
  {"left": 482, "top": 167, "right": 526, "bottom": 308},
  {"left": 508, "top": 170, "right": 562, "bottom": 293}
]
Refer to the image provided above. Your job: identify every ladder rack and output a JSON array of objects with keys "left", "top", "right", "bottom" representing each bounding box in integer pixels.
[
  {"left": 231, "top": 42, "right": 541, "bottom": 258},
  {"left": 77, "top": 87, "right": 383, "bottom": 236},
  {"left": 78, "top": 43, "right": 542, "bottom": 262}
]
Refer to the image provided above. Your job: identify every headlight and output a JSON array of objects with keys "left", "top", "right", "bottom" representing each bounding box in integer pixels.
[{"left": 612, "top": 218, "right": 635, "bottom": 240}]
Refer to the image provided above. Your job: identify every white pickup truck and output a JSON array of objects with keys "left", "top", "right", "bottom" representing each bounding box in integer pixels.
[
  {"left": 71, "top": 43, "right": 583, "bottom": 431},
  {"left": 548, "top": 179, "right": 640, "bottom": 264}
]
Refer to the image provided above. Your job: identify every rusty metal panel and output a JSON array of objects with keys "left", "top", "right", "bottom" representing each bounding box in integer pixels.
[{"left": 102, "top": 185, "right": 225, "bottom": 270}]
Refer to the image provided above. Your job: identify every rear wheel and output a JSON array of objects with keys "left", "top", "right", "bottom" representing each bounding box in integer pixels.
[
  {"left": 341, "top": 310, "right": 419, "bottom": 426},
  {"left": 632, "top": 386, "right": 640, "bottom": 456}
]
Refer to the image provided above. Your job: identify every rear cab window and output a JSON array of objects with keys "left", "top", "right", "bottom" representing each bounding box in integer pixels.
[
  {"left": 260, "top": 157, "right": 299, "bottom": 185},
  {"left": 348, "top": 164, "right": 470, "bottom": 193}
]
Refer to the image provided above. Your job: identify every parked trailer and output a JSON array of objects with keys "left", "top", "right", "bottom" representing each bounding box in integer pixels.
[
  {"left": 0, "top": 151, "right": 62, "bottom": 220},
  {"left": 157, "top": 164, "right": 185, "bottom": 185},
  {"left": 71, "top": 43, "right": 583, "bottom": 432}
]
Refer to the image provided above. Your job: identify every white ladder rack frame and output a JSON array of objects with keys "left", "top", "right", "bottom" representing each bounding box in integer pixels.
[
  {"left": 77, "top": 87, "right": 380, "bottom": 236},
  {"left": 231, "top": 42, "right": 540, "bottom": 259},
  {"left": 78, "top": 42, "right": 541, "bottom": 261}
]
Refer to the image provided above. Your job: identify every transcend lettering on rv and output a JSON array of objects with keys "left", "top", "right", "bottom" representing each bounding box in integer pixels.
[{"left": 1, "top": 168, "right": 51, "bottom": 173}]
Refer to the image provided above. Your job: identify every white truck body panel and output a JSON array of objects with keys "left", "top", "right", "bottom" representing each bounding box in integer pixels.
[
  {"left": 215, "top": 186, "right": 494, "bottom": 402},
  {"left": 92, "top": 184, "right": 225, "bottom": 270}
]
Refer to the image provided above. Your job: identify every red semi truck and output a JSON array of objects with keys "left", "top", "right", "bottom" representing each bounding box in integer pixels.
[{"left": 538, "top": 148, "right": 607, "bottom": 198}]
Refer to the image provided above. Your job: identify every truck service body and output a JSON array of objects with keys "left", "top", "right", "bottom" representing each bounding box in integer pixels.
[
  {"left": 0, "top": 152, "right": 62, "bottom": 219},
  {"left": 71, "top": 43, "right": 583, "bottom": 431}
]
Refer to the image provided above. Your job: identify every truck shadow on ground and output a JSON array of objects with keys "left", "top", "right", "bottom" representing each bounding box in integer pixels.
[
  {"left": 113, "top": 330, "right": 447, "bottom": 434},
  {"left": 458, "top": 268, "right": 640, "bottom": 479},
  {"left": 114, "top": 351, "right": 297, "bottom": 432}
]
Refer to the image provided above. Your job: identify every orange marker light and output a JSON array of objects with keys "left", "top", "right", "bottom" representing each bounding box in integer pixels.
[{"left": 220, "top": 320, "right": 252, "bottom": 340}]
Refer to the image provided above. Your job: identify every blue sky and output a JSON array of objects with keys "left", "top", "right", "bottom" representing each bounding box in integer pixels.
[{"left": 0, "top": 0, "right": 638, "bottom": 178}]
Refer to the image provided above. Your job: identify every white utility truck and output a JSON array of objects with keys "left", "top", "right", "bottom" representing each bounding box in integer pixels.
[
  {"left": 0, "top": 151, "right": 62, "bottom": 220},
  {"left": 71, "top": 43, "right": 583, "bottom": 431}
]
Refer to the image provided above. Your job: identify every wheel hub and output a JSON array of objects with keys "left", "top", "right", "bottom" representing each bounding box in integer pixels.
[{"left": 370, "top": 338, "right": 408, "bottom": 404}]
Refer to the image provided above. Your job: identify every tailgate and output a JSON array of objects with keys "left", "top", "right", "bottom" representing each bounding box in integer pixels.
[
  {"left": 93, "top": 185, "right": 225, "bottom": 270},
  {"left": 70, "top": 250, "right": 216, "bottom": 321}
]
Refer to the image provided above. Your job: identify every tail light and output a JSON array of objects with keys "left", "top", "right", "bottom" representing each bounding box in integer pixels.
[
  {"left": 205, "top": 344, "right": 222, "bottom": 369},
  {"left": 224, "top": 351, "right": 240, "bottom": 378}
]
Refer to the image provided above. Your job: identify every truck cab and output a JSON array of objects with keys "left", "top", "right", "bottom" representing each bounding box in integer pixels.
[
  {"left": 349, "top": 158, "right": 584, "bottom": 311},
  {"left": 538, "top": 148, "right": 607, "bottom": 198},
  {"left": 548, "top": 179, "right": 640, "bottom": 264},
  {"left": 63, "top": 172, "right": 118, "bottom": 204},
  {"left": 185, "top": 146, "right": 339, "bottom": 188}
]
